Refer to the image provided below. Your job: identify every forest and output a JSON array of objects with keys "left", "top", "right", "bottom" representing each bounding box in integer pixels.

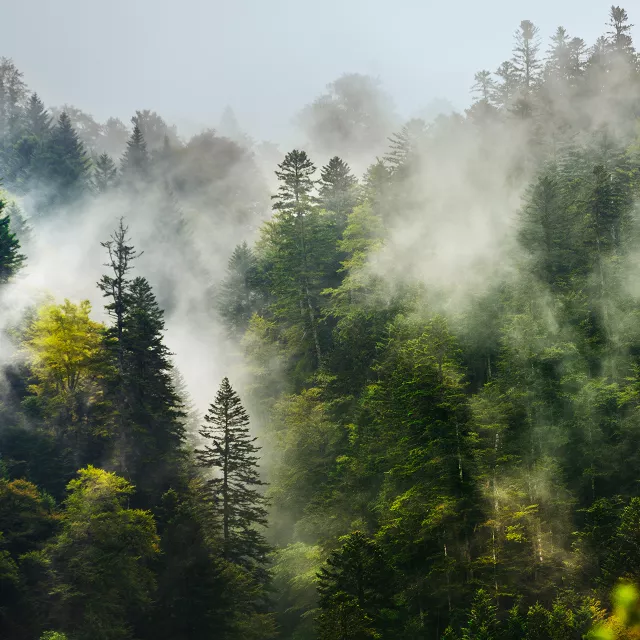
[{"left": 1, "top": 5, "right": 640, "bottom": 639}]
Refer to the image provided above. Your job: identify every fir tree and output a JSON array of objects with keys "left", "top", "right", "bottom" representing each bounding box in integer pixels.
[
  {"left": 318, "top": 156, "right": 359, "bottom": 228},
  {"left": 216, "top": 242, "right": 261, "bottom": 336},
  {"left": 35, "top": 112, "right": 90, "bottom": 204},
  {"left": 0, "top": 195, "right": 25, "bottom": 282},
  {"left": 97, "top": 219, "right": 140, "bottom": 376},
  {"left": 120, "top": 123, "right": 149, "bottom": 182},
  {"left": 512, "top": 20, "right": 542, "bottom": 91},
  {"left": 269, "top": 149, "right": 325, "bottom": 365},
  {"left": 195, "top": 377, "right": 269, "bottom": 572},
  {"left": 92, "top": 152, "right": 117, "bottom": 193},
  {"left": 272, "top": 149, "right": 316, "bottom": 212},
  {"left": 316, "top": 531, "right": 397, "bottom": 640},
  {"left": 607, "top": 6, "right": 636, "bottom": 58},
  {"left": 120, "top": 276, "right": 185, "bottom": 494},
  {"left": 25, "top": 93, "right": 51, "bottom": 138}
]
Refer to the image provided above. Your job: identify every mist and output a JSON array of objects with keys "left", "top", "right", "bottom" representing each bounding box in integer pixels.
[{"left": 1, "top": 3, "right": 640, "bottom": 640}]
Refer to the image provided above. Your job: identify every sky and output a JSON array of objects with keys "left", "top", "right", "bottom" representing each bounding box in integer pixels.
[{"left": 2, "top": 0, "right": 637, "bottom": 142}]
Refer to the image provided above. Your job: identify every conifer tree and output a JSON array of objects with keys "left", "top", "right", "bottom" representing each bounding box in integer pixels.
[
  {"left": 268, "top": 149, "right": 325, "bottom": 365},
  {"left": 120, "top": 123, "right": 149, "bottom": 182},
  {"left": 119, "top": 276, "right": 185, "bottom": 495},
  {"left": 92, "top": 152, "right": 117, "bottom": 193},
  {"left": 607, "top": 6, "right": 636, "bottom": 59},
  {"left": 35, "top": 112, "right": 90, "bottom": 204},
  {"left": 512, "top": 20, "right": 542, "bottom": 92},
  {"left": 318, "top": 156, "right": 359, "bottom": 228},
  {"left": 316, "top": 531, "right": 397, "bottom": 640},
  {"left": 25, "top": 93, "right": 51, "bottom": 138},
  {"left": 97, "top": 219, "right": 140, "bottom": 376},
  {"left": 272, "top": 149, "right": 316, "bottom": 212},
  {"left": 0, "top": 195, "right": 25, "bottom": 282},
  {"left": 195, "top": 377, "right": 269, "bottom": 572},
  {"left": 216, "top": 241, "right": 261, "bottom": 336},
  {"left": 5, "top": 201, "right": 31, "bottom": 246}
]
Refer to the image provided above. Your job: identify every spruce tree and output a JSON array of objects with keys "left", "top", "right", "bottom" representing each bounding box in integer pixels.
[
  {"left": 318, "top": 156, "right": 359, "bottom": 228},
  {"left": 97, "top": 219, "right": 140, "bottom": 376},
  {"left": 35, "top": 112, "right": 90, "bottom": 205},
  {"left": 316, "top": 531, "right": 397, "bottom": 640},
  {"left": 0, "top": 195, "right": 25, "bottom": 282},
  {"left": 512, "top": 20, "right": 542, "bottom": 92},
  {"left": 92, "top": 152, "right": 117, "bottom": 193},
  {"left": 195, "top": 377, "right": 269, "bottom": 571},
  {"left": 25, "top": 93, "right": 51, "bottom": 138},
  {"left": 216, "top": 241, "right": 261, "bottom": 336},
  {"left": 120, "top": 123, "right": 149, "bottom": 182},
  {"left": 120, "top": 276, "right": 185, "bottom": 493},
  {"left": 269, "top": 149, "right": 324, "bottom": 365}
]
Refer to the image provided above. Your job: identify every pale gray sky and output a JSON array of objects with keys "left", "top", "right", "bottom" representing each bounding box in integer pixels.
[{"left": 2, "top": 0, "right": 636, "bottom": 141}]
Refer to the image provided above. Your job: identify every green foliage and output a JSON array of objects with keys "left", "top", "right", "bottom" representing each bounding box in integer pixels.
[
  {"left": 316, "top": 531, "right": 398, "bottom": 639},
  {"left": 48, "top": 466, "right": 159, "bottom": 640}
]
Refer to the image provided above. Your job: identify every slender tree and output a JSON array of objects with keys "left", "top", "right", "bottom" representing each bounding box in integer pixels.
[
  {"left": 0, "top": 195, "right": 25, "bottom": 282},
  {"left": 25, "top": 93, "right": 51, "bottom": 138},
  {"left": 92, "top": 152, "right": 117, "bottom": 193},
  {"left": 120, "top": 123, "right": 149, "bottom": 181},
  {"left": 316, "top": 531, "right": 397, "bottom": 640},
  {"left": 318, "top": 156, "right": 359, "bottom": 228},
  {"left": 195, "top": 377, "right": 269, "bottom": 572}
]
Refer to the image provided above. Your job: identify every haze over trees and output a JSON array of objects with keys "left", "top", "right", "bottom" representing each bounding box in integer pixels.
[{"left": 1, "top": 5, "right": 640, "bottom": 639}]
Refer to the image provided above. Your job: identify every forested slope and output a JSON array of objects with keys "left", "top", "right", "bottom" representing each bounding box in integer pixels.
[{"left": 1, "top": 6, "right": 640, "bottom": 640}]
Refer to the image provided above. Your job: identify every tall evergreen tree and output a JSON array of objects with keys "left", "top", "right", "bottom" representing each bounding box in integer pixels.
[
  {"left": 0, "top": 195, "right": 25, "bottom": 282},
  {"left": 216, "top": 242, "right": 261, "bottom": 337},
  {"left": 268, "top": 149, "right": 325, "bottom": 365},
  {"left": 25, "top": 93, "right": 51, "bottom": 138},
  {"left": 120, "top": 124, "right": 149, "bottom": 182},
  {"left": 316, "top": 532, "right": 397, "bottom": 640},
  {"left": 120, "top": 276, "right": 185, "bottom": 486},
  {"left": 92, "top": 152, "right": 117, "bottom": 193},
  {"left": 34, "top": 112, "right": 90, "bottom": 205},
  {"left": 318, "top": 156, "right": 359, "bottom": 228},
  {"left": 195, "top": 377, "right": 269, "bottom": 572},
  {"left": 97, "top": 219, "right": 140, "bottom": 376}
]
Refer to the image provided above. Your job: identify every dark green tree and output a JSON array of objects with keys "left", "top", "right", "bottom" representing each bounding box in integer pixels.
[
  {"left": 35, "top": 112, "right": 90, "bottom": 204},
  {"left": 195, "top": 377, "right": 269, "bottom": 572},
  {"left": 318, "top": 156, "right": 359, "bottom": 228},
  {"left": 316, "top": 531, "right": 397, "bottom": 640},
  {"left": 120, "top": 276, "right": 186, "bottom": 496},
  {"left": 0, "top": 196, "right": 25, "bottom": 282}
]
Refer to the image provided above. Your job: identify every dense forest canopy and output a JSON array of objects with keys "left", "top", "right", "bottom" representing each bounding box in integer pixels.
[{"left": 2, "top": 5, "right": 640, "bottom": 639}]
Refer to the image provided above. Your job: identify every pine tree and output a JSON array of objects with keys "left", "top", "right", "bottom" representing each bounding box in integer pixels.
[
  {"left": 316, "top": 531, "right": 397, "bottom": 640},
  {"left": 0, "top": 195, "right": 25, "bottom": 282},
  {"left": 269, "top": 149, "right": 325, "bottom": 365},
  {"left": 25, "top": 93, "right": 51, "bottom": 138},
  {"left": 120, "top": 276, "right": 185, "bottom": 494},
  {"left": 35, "top": 112, "right": 90, "bottom": 204},
  {"left": 492, "top": 61, "right": 520, "bottom": 109},
  {"left": 607, "top": 6, "right": 636, "bottom": 59},
  {"left": 5, "top": 201, "right": 31, "bottom": 246},
  {"left": 120, "top": 123, "right": 149, "bottom": 182},
  {"left": 512, "top": 20, "right": 542, "bottom": 92},
  {"left": 97, "top": 219, "right": 140, "bottom": 377},
  {"left": 216, "top": 242, "right": 261, "bottom": 336},
  {"left": 272, "top": 149, "right": 316, "bottom": 212},
  {"left": 92, "top": 152, "right": 117, "bottom": 193},
  {"left": 472, "top": 70, "right": 496, "bottom": 103},
  {"left": 318, "top": 156, "right": 359, "bottom": 228},
  {"left": 195, "top": 377, "right": 269, "bottom": 572}
]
